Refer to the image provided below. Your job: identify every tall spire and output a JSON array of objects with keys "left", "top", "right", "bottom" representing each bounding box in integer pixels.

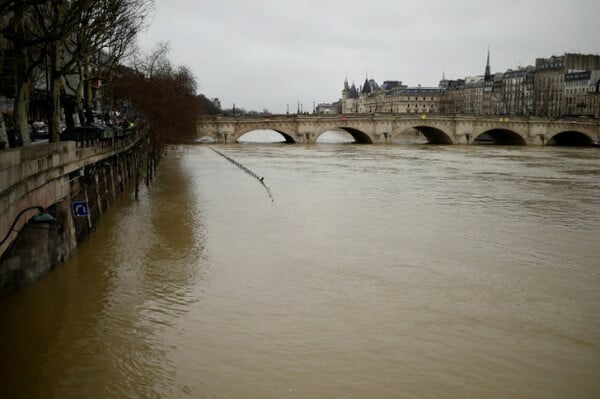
[
  {"left": 362, "top": 74, "right": 371, "bottom": 94},
  {"left": 484, "top": 47, "right": 491, "bottom": 81}
]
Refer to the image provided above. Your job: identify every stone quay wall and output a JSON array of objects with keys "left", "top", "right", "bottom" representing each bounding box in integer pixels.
[{"left": 0, "top": 133, "right": 148, "bottom": 298}]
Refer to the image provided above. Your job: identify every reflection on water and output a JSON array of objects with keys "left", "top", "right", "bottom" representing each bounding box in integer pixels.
[{"left": 1, "top": 144, "right": 599, "bottom": 398}]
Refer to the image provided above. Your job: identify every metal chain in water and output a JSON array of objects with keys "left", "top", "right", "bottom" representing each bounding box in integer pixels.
[{"left": 210, "top": 147, "right": 274, "bottom": 202}]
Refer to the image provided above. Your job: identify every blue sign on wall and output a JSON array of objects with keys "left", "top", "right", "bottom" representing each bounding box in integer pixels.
[{"left": 72, "top": 201, "right": 89, "bottom": 217}]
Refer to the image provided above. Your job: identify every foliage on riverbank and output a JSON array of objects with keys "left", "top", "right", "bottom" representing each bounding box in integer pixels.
[{"left": 112, "top": 43, "right": 218, "bottom": 144}]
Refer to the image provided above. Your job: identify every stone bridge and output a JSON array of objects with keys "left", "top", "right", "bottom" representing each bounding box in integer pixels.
[{"left": 196, "top": 114, "right": 600, "bottom": 145}]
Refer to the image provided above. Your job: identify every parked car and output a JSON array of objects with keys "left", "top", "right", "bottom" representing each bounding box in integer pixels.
[{"left": 31, "top": 121, "right": 49, "bottom": 140}]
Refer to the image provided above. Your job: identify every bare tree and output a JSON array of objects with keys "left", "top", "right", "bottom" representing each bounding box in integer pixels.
[
  {"left": 62, "top": 0, "right": 152, "bottom": 128},
  {"left": 0, "top": 0, "right": 152, "bottom": 145},
  {"left": 133, "top": 40, "right": 171, "bottom": 79},
  {"left": 27, "top": 1, "right": 92, "bottom": 141},
  {"left": 112, "top": 44, "right": 218, "bottom": 143},
  {"left": 1, "top": 0, "right": 49, "bottom": 146}
]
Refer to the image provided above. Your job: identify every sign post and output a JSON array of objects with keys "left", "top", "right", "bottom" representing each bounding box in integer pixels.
[{"left": 71, "top": 201, "right": 89, "bottom": 217}]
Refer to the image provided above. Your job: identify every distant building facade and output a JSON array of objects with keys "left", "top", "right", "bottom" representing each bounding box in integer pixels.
[
  {"left": 502, "top": 67, "right": 534, "bottom": 116},
  {"left": 338, "top": 51, "right": 600, "bottom": 118},
  {"left": 564, "top": 70, "right": 600, "bottom": 116},
  {"left": 341, "top": 77, "right": 443, "bottom": 114},
  {"left": 316, "top": 102, "right": 339, "bottom": 114}
]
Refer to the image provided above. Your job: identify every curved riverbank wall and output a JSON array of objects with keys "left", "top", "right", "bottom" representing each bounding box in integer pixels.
[{"left": 0, "top": 133, "right": 149, "bottom": 298}]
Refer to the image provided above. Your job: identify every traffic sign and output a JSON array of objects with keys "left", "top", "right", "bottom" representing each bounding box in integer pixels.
[{"left": 72, "top": 201, "right": 89, "bottom": 217}]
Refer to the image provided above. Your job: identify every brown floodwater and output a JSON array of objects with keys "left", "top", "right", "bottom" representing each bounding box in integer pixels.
[{"left": 1, "top": 144, "right": 599, "bottom": 398}]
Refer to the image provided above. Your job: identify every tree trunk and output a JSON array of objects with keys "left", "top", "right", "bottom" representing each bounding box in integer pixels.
[
  {"left": 75, "top": 64, "right": 86, "bottom": 125},
  {"left": 0, "top": 30, "right": 7, "bottom": 146},
  {"left": 0, "top": 112, "right": 8, "bottom": 148},
  {"left": 14, "top": 69, "right": 31, "bottom": 147},
  {"left": 48, "top": 43, "right": 63, "bottom": 142},
  {"left": 49, "top": 73, "right": 62, "bottom": 142},
  {"left": 82, "top": 54, "right": 94, "bottom": 125},
  {"left": 10, "top": 4, "right": 31, "bottom": 147}
]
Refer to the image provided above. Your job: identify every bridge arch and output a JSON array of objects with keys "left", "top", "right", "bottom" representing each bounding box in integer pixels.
[
  {"left": 195, "top": 135, "right": 217, "bottom": 143},
  {"left": 338, "top": 127, "right": 373, "bottom": 144},
  {"left": 474, "top": 128, "right": 527, "bottom": 145},
  {"left": 235, "top": 128, "right": 296, "bottom": 143},
  {"left": 411, "top": 125, "right": 453, "bottom": 144},
  {"left": 196, "top": 126, "right": 219, "bottom": 143},
  {"left": 315, "top": 129, "right": 356, "bottom": 143},
  {"left": 546, "top": 130, "right": 595, "bottom": 146}
]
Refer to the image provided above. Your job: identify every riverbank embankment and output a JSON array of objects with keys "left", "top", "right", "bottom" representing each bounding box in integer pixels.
[{"left": 0, "top": 133, "right": 153, "bottom": 298}]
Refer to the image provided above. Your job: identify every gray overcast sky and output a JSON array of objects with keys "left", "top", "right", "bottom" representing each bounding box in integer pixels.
[{"left": 138, "top": 0, "right": 600, "bottom": 114}]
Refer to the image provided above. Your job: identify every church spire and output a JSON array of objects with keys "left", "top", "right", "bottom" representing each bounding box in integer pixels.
[
  {"left": 362, "top": 75, "right": 371, "bottom": 94},
  {"left": 484, "top": 47, "right": 491, "bottom": 81}
]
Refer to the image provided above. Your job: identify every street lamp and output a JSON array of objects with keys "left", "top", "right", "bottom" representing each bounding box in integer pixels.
[{"left": 0, "top": 206, "right": 60, "bottom": 256}]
